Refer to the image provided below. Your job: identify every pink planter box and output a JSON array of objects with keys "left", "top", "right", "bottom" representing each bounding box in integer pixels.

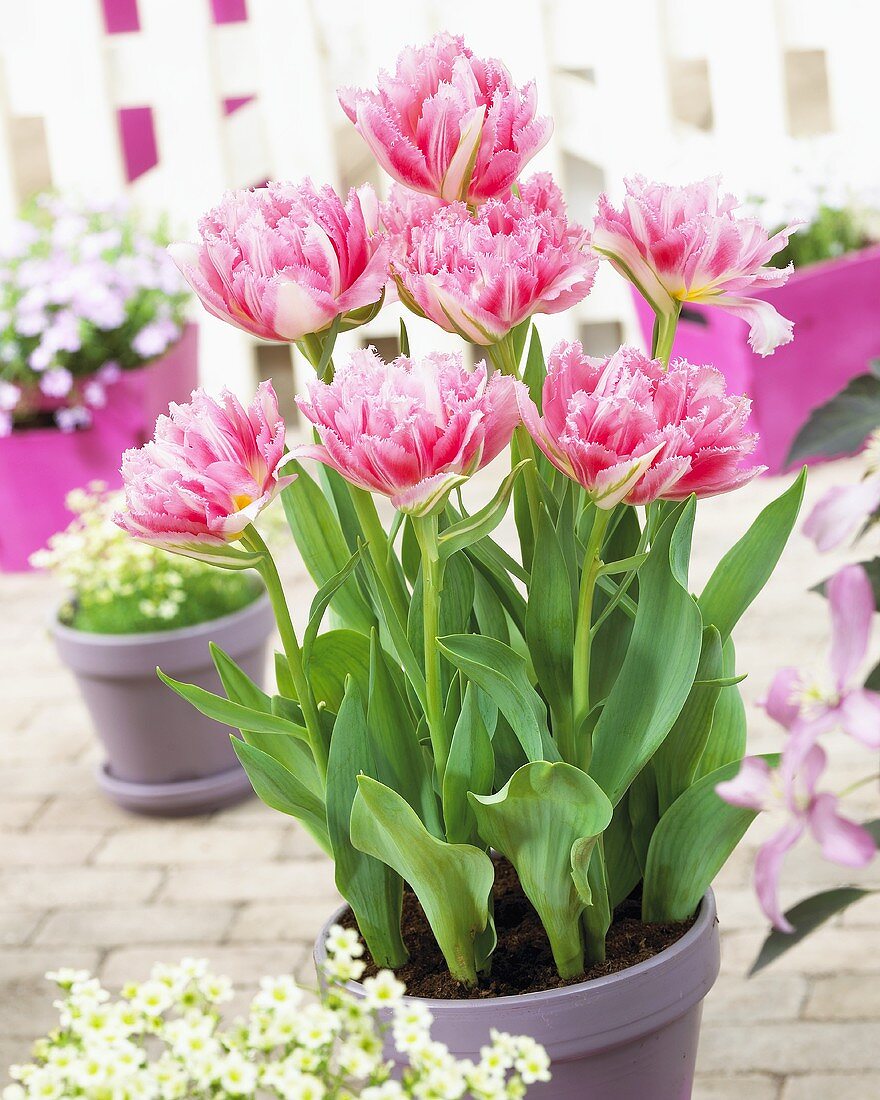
[
  {"left": 630, "top": 246, "right": 880, "bottom": 474},
  {"left": 0, "top": 324, "right": 198, "bottom": 572}
]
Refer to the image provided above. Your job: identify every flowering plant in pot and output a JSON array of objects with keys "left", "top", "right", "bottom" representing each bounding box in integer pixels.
[
  {"left": 3, "top": 937, "right": 550, "bottom": 1098},
  {"left": 0, "top": 193, "right": 193, "bottom": 570},
  {"left": 115, "top": 33, "right": 809, "bottom": 1099},
  {"left": 33, "top": 479, "right": 273, "bottom": 816}
]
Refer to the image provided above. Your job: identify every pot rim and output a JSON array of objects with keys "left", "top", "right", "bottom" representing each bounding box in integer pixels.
[
  {"left": 315, "top": 888, "right": 718, "bottom": 1009},
  {"left": 49, "top": 585, "right": 270, "bottom": 648}
]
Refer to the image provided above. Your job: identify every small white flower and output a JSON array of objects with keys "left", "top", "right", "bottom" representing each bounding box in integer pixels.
[
  {"left": 362, "top": 970, "right": 406, "bottom": 1009},
  {"left": 217, "top": 1051, "right": 258, "bottom": 1096},
  {"left": 324, "top": 924, "right": 364, "bottom": 959}
]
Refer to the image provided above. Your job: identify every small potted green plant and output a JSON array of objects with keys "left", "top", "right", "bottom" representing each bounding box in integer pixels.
[{"left": 32, "top": 483, "right": 273, "bottom": 816}]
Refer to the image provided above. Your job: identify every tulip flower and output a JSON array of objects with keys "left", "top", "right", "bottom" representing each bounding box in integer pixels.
[
  {"left": 716, "top": 744, "right": 875, "bottom": 931},
  {"left": 115, "top": 382, "right": 295, "bottom": 556},
  {"left": 393, "top": 176, "right": 597, "bottom": 346},
  {"left": 516, "top": 342, "right": 763, "bottom": 508},
  {"left": 763, "top": 564, "right": 880, "bottom": 751},
  {"left": 339, "top": 33, "right": 552, "bottom": 204},
  {"left": 592, "top": 176, "right": 799, "bottom": 356},
  {"left": 292, "top": 348, "right": 520, "bottom": 515},
  {"left": 380, "top": 184, "right": 444, "bottom": 260},
  {"left": 169, "top": 181, "right": 389, "bottom": 344}
]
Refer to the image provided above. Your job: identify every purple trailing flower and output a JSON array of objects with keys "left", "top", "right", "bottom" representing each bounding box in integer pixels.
[{"left": 0, "top": 193, "right": 189, "bottom": 432}]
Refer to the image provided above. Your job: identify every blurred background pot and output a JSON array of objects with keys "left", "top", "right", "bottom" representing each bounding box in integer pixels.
[
  {"left": 51, "top": 590, "right": 273, "bottom": 816},
  {"left": 0, "top": 324, "right": 198, "bottom": 573},
  {"left": 315, "top": 890, "right": 721, "bottom": 1100}
]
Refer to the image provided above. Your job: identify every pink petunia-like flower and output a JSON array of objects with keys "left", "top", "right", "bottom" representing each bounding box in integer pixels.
[
  {"left": 516, "top": 342, "right": 764, "bottom": 508},
  {"left": 763, "top": 564, "right": 880, "bottom": 752},
  {"left": 393, "top": 176, "right": 597, "bottom": 345},
  {"left": 716, "top": 744, "right": 875, "bottom": 931},
  {"left": 338, "top": 33, "right": 552, "bottom": 205},
  {"left": 169, "top": 181, "right": 389, "bottom": 344},
  {"left": 115, "top": 382, "right": 295, "bottom": 555},
  {"left": 292, "top": 348, "right": 520, "bottom": 515},
  {"left": 592, "top": 176, "right": 799, "bottom": 355}
]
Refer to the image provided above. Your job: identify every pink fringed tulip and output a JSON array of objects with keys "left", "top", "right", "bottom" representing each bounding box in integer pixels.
[
  {"left": 763, "top": 565, "right": 880, "bottom": 752},
  {"left": 393, "top": 176, "right": 597, "bottom": 345},
  {"left": 169, "top": 181, "right": 388, "bottom": 343},
  {"left": 516, "top": 342, "right": 763, "bottom": 507},
  {"left": 292, "top": 348, "right": 519, "bottom": 515},
  {"left": 115, "top": 382, "right": 295, "bottom": 555},
  {"left": 592, "top": 176, "right": 799, "bottom": 355},
  {"left": 716, "top": 745, "right": 875, "bottom": 931},
  {"left": 339, "top": 33, "right": 552, "bottom": 204}
]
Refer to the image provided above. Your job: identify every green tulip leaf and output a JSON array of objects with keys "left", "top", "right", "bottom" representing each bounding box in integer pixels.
[
  {"left": 438, "top": 461, "right": 530, "bottom": 561},
  {"left": 589, "top": 499, "right": 703, "bottom": 805},
  {"left": 470, "top": 761, "right": 613, "bottom": 978},
  {"left": 437, "top": 634, "right": 558, "bottom": 763},
  {"left": 652, "top": 626, "right": 724, "bottom": 813},
  {"left": 281, "top": 465, "right": 375, "bottom": 635},
  {"left": 326, "top": 680, "right": 407, "bottom": 968},
  {"left": 442, "top": 685, "right": 495, "bottom": 846},
  {"left": 526, "top": 508, "right": 575, "bottom": 732},
  {"left": 351, "top": 776, "right": 495, "bottom": 986},
  {"left": 642, "top": 754, "right": 780, "bottom": 922},
  {"left": 231, "top": 738, "right": 329, "bottom": 853},
  {"left": 697, "top": 638, "right": 748, "bottom": 778},
  {"left": 698, "top": 469, "right": 806, "bottom": 642},
  {"left": 157, "top": 670, "right": 309, "bottom": 740}
]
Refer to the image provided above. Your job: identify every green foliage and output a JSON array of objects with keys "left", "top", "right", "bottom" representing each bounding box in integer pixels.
[
  {"left": 768, "top": 204, "right": 871, "bottom": 270},
  {"left": 749, "top": 888, "right": 873, "bottom": 975},
  {"left": 788, "top": 363, "right": 880, "bottom": 465},
  {"left": 351, "top": 776, "right": 495, "bottom": 986},
  {"left": 470, "top": 762, "right": 612, "bottom": 978}
]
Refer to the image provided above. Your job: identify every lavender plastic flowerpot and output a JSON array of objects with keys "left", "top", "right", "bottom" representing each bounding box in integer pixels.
[
  {"left": 51, "top": 591, "right": 273, "bottom": 816},
  {"left": 315, "top": 891, "right": 720, "bottom": 1100}
]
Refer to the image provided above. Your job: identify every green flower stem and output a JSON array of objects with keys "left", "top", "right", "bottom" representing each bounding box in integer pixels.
[
  {"left": 413, "top": 514, "right": 451, "bottom": 788},
  {"left": 488, "top": 334, "right": 543, "bottom": 547},
  {"left": 651, "top": 302, "right": 682, "bottom": 368},
  {"left": 241, "top": 526, "right": 328, "bottom": 783},
  {"left": 572, "top": 508, "right": 613, "bottom": 764},
  {"left": 349, "top": 487, "right": 410, "bottom": 630}
]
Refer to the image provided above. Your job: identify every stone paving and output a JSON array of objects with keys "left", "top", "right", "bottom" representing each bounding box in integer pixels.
[{"left": 1, "top": 457, "right": 879, "bottom": 1098}]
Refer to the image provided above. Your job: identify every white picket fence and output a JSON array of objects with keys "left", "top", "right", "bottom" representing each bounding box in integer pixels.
[{"left": 0, "top": 0, "right": 876, "bottom": 400}]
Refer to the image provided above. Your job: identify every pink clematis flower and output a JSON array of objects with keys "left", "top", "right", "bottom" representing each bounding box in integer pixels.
[
  {"left": 517, "top": 342, "right": 763, "bottom": 508},
  {"left": 716, "top": 745, "right": 875, "bottom": 931},
  {"left": 169, "top": 181, "right": 389, "bottom": 344},
  {"left": 292, "top": 348, "right": 520, "bottom": 515},
  {"left": 803, "top": 433, "right": 880, "bottom": 552},
  {"left": 763, "top": 564, "right": 880, "bottom": 752},
  {"left": 115, "top": 382, "right": 295, "bottom": 556},
  {"left": 339, "top": 33, "right": 552, "bottom": 205},
  {"left": 393, "top": 176, "right": 597, "bottom": 345},
  {"left": 592, "top": 176, "right": 799, "bottom": 355}
]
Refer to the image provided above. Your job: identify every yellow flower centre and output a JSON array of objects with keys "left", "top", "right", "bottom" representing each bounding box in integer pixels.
[{"left": 231, "top": 492, "right": 255, "bottom": 511}]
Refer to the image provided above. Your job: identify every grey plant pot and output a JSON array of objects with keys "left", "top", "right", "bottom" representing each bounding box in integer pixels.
[
  {"left": 51, "top": 591, "right": 274, "bottom": 817},
  {"left": 315, "top": 891, "right": 720, "bottom": 1100}
]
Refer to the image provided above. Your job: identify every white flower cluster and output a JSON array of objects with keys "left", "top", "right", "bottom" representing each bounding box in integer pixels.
[
  {"left": 3, "top": 935, "right": 549, "bottom": 1100},
  {"left": 30, "top": 484, "right": 259, "bottom": 633}
]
